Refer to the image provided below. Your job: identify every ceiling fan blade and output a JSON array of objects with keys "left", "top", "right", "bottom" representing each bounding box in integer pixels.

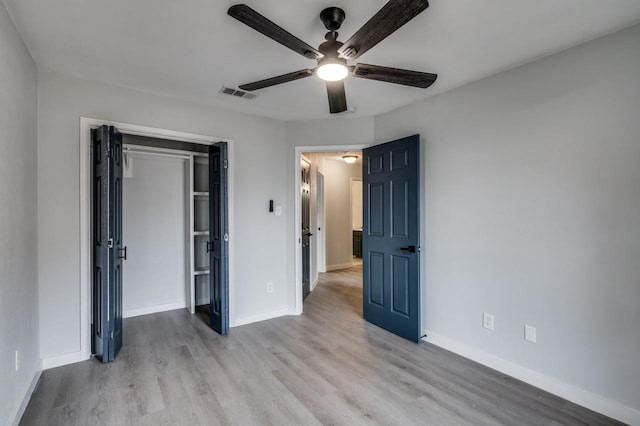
[
  {"left": 338, "top": 0, "right": 430, "bottom": 60},
  {"left": 326, "top": 81, "right": 348, "bottom": 114},
  {"left": 239, "top": 69, "right": 315, "bottom": 91},
  {"left": 353, "top": 63, "right": 437, "bottom": 88},
  {"left": 228, "top": 4, "right": 322, "bottom": 60}
]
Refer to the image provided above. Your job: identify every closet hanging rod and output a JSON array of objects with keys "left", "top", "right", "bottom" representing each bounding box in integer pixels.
[
  {"left": 123, "top": 144, "right": 194, "bottom": 160},
  {"left": 124, "top": 150, "right": 190, "bottom": 160}
]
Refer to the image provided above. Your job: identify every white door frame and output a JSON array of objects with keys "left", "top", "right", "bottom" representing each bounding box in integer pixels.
[
  {"left": 79, "top": 117, "right": 234, "bottom": 362},
  {"left": 293, "top": 145, "right": 369, "bottom": 314}
]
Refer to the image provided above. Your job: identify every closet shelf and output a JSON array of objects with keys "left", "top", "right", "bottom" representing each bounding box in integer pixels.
[
  {"left": 193, "top": 268, "right": 210, "bottom": 276},
  {"left": 189, "top": 154, "right": 211, "bottom": 313}
]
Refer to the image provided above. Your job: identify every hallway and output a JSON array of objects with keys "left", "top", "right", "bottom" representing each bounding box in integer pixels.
[{"left": 21, "top": 265, "right": 617, "bottom": 425}]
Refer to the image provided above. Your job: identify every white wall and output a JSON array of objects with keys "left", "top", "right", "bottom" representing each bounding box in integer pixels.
[
  {"left": 37, "top": 71, "right": 288, "bottom": 360},
  {"left": 122, "top": 154, "right": 188, "bottom": 316},
  {"left": 323, "top": 158, "right": 362, "bottom": 270},
  {"left": 351, "top": 179, "right": 362, "bottom": 230},
  {"left": 375, "top": 24, "right": 640, "bottom": 420},
  {"left": 0, "top": 2, "right": 39, "bottom": 424}
]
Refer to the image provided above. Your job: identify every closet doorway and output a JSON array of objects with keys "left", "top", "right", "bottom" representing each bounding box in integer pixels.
[{"left": 81, "top": 119, "right": 231, "bottom": 363}]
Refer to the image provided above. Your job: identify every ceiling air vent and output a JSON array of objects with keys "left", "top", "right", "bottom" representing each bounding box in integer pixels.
[{"left": 219, "top": 86, "right": 258, "bottom": 100}]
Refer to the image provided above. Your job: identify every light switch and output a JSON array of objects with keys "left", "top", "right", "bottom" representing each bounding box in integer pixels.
[
  {"left": 525, "top": 325, "right": 537, "bottom": 343},
  {"left": 275, "top": 205, "right": 282, "bottom": 216}
]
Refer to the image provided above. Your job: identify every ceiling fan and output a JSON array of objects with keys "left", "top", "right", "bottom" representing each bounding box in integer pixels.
[{"left": 228, "top": 0, "right": 437, "bottom": 114}]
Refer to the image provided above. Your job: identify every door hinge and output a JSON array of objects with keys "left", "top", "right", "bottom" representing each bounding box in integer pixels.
[
  {"left": 223, "top": 159, "right": 228, "bottom": 169},
  {"left": 223, "top": 233, "right": 229, "bottom": 242}
]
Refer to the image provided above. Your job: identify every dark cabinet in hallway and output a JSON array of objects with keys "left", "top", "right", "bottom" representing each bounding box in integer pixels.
[{"left": 353, "top": 229, "right": 362, "bottom": 258}]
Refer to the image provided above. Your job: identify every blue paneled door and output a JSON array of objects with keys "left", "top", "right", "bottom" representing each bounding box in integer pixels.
[
  {"left": 362, "top": 135, "right": 420, "bottom": 342},
  {"left": 92, "top": 125, "right": 124, "bottom": 362},
  {"left": 208, "top": 142, "right": 229, "bottom": 334}
]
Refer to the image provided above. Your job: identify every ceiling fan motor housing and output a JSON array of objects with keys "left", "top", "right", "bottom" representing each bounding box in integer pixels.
[
  {"left": 318, "top": 39, "right": 344, "bottom": 59},
  {"left": 317, "top": 37, "right": 347, "bottom": 74}
]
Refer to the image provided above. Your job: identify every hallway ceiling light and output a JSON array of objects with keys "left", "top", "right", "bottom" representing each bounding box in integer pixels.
[{"left": 342, "top": 155, "right": 358, "bottom": 164}]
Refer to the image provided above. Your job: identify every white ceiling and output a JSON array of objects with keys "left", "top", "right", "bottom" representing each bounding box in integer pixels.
[{"left": 5, "top": 0, "right": 640, "bottom": 121}]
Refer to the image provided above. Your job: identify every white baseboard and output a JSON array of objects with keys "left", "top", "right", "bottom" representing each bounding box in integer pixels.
[
  {"left": 423, "top": 332, "right": 640, "bottom": 425},
  {"left": 123, "top": 300, "right": 187, "bottom": 318},
  {"left": 195, "top": 297, "right": 209, "bottom": 306},
  {"left": 42, "top": 350, "right": 89, "bottom": 370},
  {"left": 10, "top": 362, "right": 42, "bottom": 426},
  {"left": 311, "top": 277, "right": 319, "bottom": 291},
  {"left": 231, "top": 308, "right": 296, "bottom": 327},
  {"left": 326, "top": 262, "right": 354, "bottom": 272}
]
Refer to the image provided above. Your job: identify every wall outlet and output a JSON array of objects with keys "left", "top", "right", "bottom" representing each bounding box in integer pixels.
[
  {"left": 15, "top": 350, "right": 19, "bottom": 372},
  {"left": 482, "top": 313, "right": 495, "bottom": 330},
  {"left": 525, "top": 325, "right": 537, "bottom": 343},
  {"left": 266, "top": 282, "right": 274, "bottom": 293}
]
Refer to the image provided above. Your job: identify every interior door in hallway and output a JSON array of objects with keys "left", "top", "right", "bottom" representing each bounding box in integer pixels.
[
  {"left": 316, "top": 171, "right": 325, "bottom": 273},
  {"left": 301, "top": 159, "right": 311, "bottom": 299},
  {"left": 208, "top": 142, "right": 229, "bottom": 334},
  {"left": 362, "top": 135, "right": 420, "bottom": 342},
  {"left": 92, "top": 125, "right": 124, "bottom": 362}
]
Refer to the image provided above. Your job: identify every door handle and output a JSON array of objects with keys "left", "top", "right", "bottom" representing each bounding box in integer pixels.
[
  {"left": 399, "top": 245, "right": 416, "bottom": 253},
  {"left": 118, "top": 246, "right": 127, "bottom": 260},
  {"left": 206, "top": 241, "right": 212, "bottom": 253},
  {"left": 305, "top": 232, "right": 314, "bottom": 237}
]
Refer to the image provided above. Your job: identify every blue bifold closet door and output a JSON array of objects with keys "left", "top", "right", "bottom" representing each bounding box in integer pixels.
[
  {"left": 208, "top": 142, "right": 229, "bottom": 334},
  {"left": 92, "top": 125, "right": 124, "bottom": 362}
]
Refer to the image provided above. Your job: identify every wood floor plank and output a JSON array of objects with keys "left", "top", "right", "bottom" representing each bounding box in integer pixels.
[{"left": 20, "top": 265, "right": 622, "bottom": 425}]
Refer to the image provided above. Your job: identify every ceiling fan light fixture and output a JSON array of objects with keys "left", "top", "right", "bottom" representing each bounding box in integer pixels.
[
  {"left": 229, "top": 2, "right": 435, "bottom": 114},
  {"left": 317, "top": 58, "right": 348, "bottom": 82},
  {"left": 342, "top": 154, "right": 358, "bottom": 164}
]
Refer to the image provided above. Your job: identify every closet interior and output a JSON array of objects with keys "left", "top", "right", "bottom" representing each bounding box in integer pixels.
[{"left": 121, "top": 135, "right": 211, "bottom": 317}]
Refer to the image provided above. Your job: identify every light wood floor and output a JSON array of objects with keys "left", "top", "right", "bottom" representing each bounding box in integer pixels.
[{"left": 21, "top": 266, "right": 620, "bottom": 425}]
